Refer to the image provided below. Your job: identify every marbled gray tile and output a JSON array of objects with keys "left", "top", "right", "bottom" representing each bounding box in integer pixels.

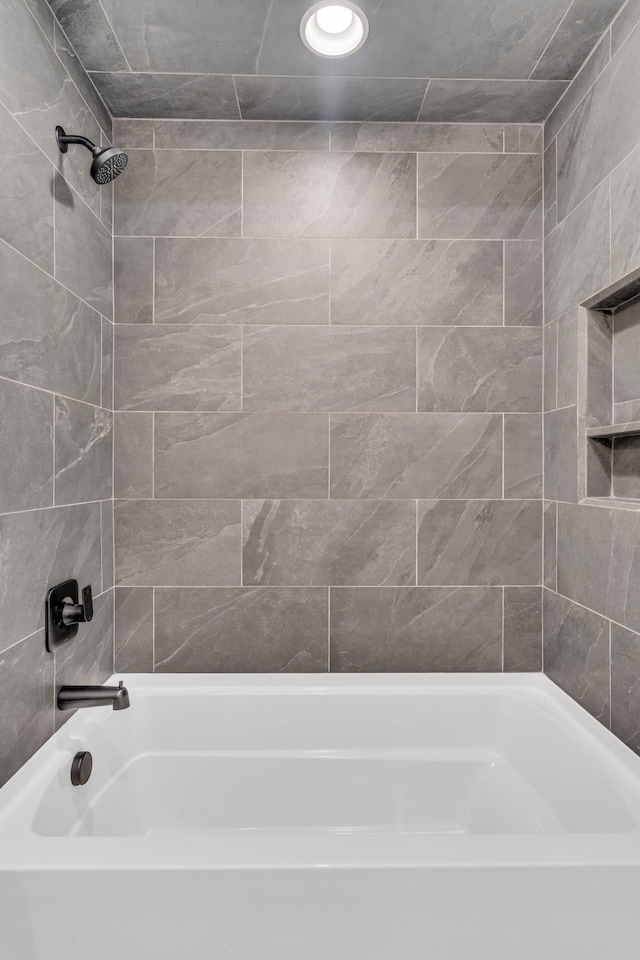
[
  {"left": 115, "top": 499, "right": 241, "bottom": 587},
  {"left": 418, "top": 327, "right": 542, "bottom": 413},
  {"left": 155, "top": 239, "right": 330, "bottom": 325},
  {"left": 90, "top": 72, "right": 240, "bottom": 120},
  {"left": 556, "top": 29, "right": 640, "bottom": 220},
  {"left": 0, "top": 0, "right": 103, "bottom": 214},
  {"left": 0, "top": 503, "right": 101, "bottom": 652},
  {"left": 544, "top": 179, "right": 610, "bottom": 324},
  {"left": 613, "top": 399, "right": 640, "bottom": 423},
  {"left": 504, "top": 587, "right": 543, "bottom": 671},
  {"left": 330, "top": 122, "right": 504, "bottom": 154},
  {"left": 330, "top": 587, "right": 502, "bottom": 672},
  {"left": 544, "top": 320, "right": 558, "bottom": 412},
  {"left": 504, "top": 241, "right": 543, "bottom": 326},
  {"left": 154, "top": 412, "right": 328, "bottom": 499},
  {"left": 54, "top": 175, "right": 112, "bottom": 318},
  {"left": 544, "top": 500, "right": 558, "bottom": 590},
  {"left": 114, "top": 237, "right": 153, "bottom": 324},
  {"left": 503, "top": 125, "right": 543, "bottom": 153},
  {"left": 153, "top": 119, "right": 331, "bottom": 151},
  {"left": 585, "top": 436, "right": 612, "bottom": 498},
  {"left": 101, "top": 318, "right": 113, "bottom": 410},
  {"left": 114, "top": 325, "right": 241, "bottom": 412},
  {"left": 330, "top": 413, "right": 502, "bottom": 500},
  {"left": 154, "top": 587, "right": 328, "bottom": 673},
  {"left": 243, "top": 500, "right": 416, "bottom": 587},
  {"left": 54, "top": 397, "right": 112, "bottom": 505},
  {"left": 614, "top": 299, "right": 640, "bottom": 408},
  {"left": 611, "top": 144, "right": 640, "bottom": 281},
  {"left": 55, "top": 589, "right": 113, "bottom": 726},
  {"left": 418, "top": 153, "right": 542, "bottom": 240},
  {"left": 115, "top": 586, "right": 154, "bottom": 673},
  {"left": 101, "top": 499, "right": 114, "bottom": 593},
  {"left": 557, "top": 309, "right": 579, "bottom": 408},
  {"left": 583, "top": 308, "right": 613, "bottom": 429},
  {"left": 504, "top": 414, "right": 543, "bottom": 498},
  {"left": 417, "top": 500, "right": 542, "bottom": 586},
  {"left": 419, "top": 79, "right": 568, "bottom": 123},
  {"left": 0, "top": 631, "right": 53, "bottom": 789},
  {"left": 611, "top": 621, "right": 640, "bottom": 753},
  {"left": 243, "top": 326, "right": 416, "bottom": 412},
  {"left": 330, "top": 240, "right": 503, "bottom": 327},
  {"left": 112, "top": 119, "right": 154, "bottom": 148},
  {"left": 235, "top": 76, "right": 428, "bottom": 123},
  {"left": 544, "top": 589, "right": 610, "bottom": 724},
  {"left": 114, "top": 149, "right": 242, "bottom": 238},
  {"left": 531, "top": 0, "right": 621, "bottom": 80},
  {"left": 0, "top": 378, "right": 53, "bottom": 513},
  {"left": 0, "top": 103, "right": 53, "bottom": 272},
  {"left": 53, "top": 23, "right": 112, "bottom": 136},
  {"left": 611, "top": 0, "right": 640, "bottom": 55},
  {"left": 545, "top": 30, "right": 611, "bottom": 144},
  {"left": 113, "top": 412, "right": 153, "bottom": 499},
  {"left": 612, "top": 436, "right": 640, "bottom": 498},
  {"left": 544, "top": 140, "right": 557, "bottom": 236},
  {"left": 50, "top": 0, "right": 128, "bottom": 72},
  {"left": 242, "top": 151, "right": 416, "bottom": 239},
  {"left": 25, "top": 0, "right": 54, "bottom": 42},
  {"left": 544, "top": 407, "right": 578, "bottom": 502},
  {"left": 557, "top": 501, "right": 640, "bottom": 631}
]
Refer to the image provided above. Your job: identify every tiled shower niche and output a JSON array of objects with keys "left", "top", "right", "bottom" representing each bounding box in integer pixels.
[{"left": 581, "top": 275, "right": 640, "bottom": 504}]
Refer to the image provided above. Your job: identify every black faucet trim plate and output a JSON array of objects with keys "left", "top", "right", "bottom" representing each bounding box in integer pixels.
[{"left": 45, "top": 579, "right": 93, "bottom": 652}]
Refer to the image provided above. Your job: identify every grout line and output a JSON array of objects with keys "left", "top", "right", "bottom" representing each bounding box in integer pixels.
[{"left": 527, "top": 0, "right": 576, "bottom": 80}]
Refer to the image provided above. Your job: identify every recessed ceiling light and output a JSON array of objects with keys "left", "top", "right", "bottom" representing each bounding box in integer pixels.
[{"left": 300, "top": 2, "right": 369, "bottom": 58}]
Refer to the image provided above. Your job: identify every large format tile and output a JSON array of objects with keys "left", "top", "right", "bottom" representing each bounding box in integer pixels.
[
  {"left": 0, "top": 503, "right": 101, "bottom": 652},
  {"left": 54, "top": 398, "right": 112, "bottom": 505},
  {"left": 418, "top": 327, "right": 542, "bottom": 413},
  {"left": 504, "top": 414, "right": 543, "bottom": 498},
  {"left": 417, "top": 500, "right": 542, "bottom": 586},
  {"left": 243, "top": 326, "right": 415, "bottom": 412},
  {"left": 154, "top": 587, "right": 328, "bottom": 672},
  {"left": 330, "top": 240, "right": 503, "bottom": 327},
  {"left": 544, "top": 30, "right": 611, "bottom": 144},
  {"left": 330, "top": 413, "right": 502, "bottom": 500},
  {"left": 556, "top": 27, "right": 640, "bottom": 220},
  {"left": 504, "top": 587, "right": 542, "bottom": 671},
  {"left": 330, "top": 587, "right": 502, "bottom": 672},
  {"left": 235, "top": 76, "right": 428, "bottom": 122},
  {"left": 0, "top": 378, "right": 53, "bottom": 513},
  {"left": 113, "top": 413, "right": 153, "bottom": 499},
  {"left": 504, "top": 240, "right": 543, "bottom": 326},
  {"left": 115, "top": 586, "right": 154, "bottom": 673},
  {"left": 557, "top": 502, "right": 640, "bottom": 631},
  {"left": 114, "top": 238, "right": 153, "bottom": 324},
  {"left": 544, "top": 589, "right": 610, "bottom": 724},
  {"left": 54, "top": 176, "right": 112, "bottom": 318},
  {"left": 90, "top": 72, "right": 240, "bottom": 120},
  {"left": 152, "top": 119, "right": 331, "bottom": 151},
  {"left": 114, "top": 149, "right": 242, "bottom": 237},
  {"left": 115, "top": 499, "right": 241, "bottom": 587},
  {"left": 154, "top": 412, "right": 328, "bottom": 499},
  {"left": 243, "top": 500, "right": 416, "bottom": 587},
  {"left": 418, "top": 79, "right": 568, "bottom": 123},
  {"left": 613, "top": 298, "right": 640, "bottom": 404},
  {"left": 0, "top": 631, "right": 53, "bottom": 789},
  {"left": 242, "top": 151, "right": 416, "bottom": 239},
  {"left": 544, "top": 180, "right": 610, "bottom": 324},
  {"left": 544, "top": 407, "right": 578, "bottom": 502},
  {"left": 114, "top": 325, "right": 241, "bottom": 412},
  {"left": 0, "top": 246, "right": 99, "bottom": 402},
  {"left": 531, "top": 0, "right": 622, "bottom": 80},
  {"left": 0, "top": 104, "right": 53, "bottom": 272},
  {"left": 52, "top": 22, "right": 113, "bottom": 135},
  {"left": 418, "top": 153, "right": 542, "bottom": 240},
  {"left": 611, "top": 0, "right": 640, "bottom": 55},
  {"left": 611, "top": 143, "right": 640, "bottom": 281},
  {"left": 155, "top": 239, "right": 330, "bottom": 325},
  {"left": 330, "top": 122, "right": 503, "bottom": 154},
  {"left": 611, "top": 622, "right": 640, "bottom": 753},
  {"left": 50, "top": 0, "right": 128, "bottom": 72}
]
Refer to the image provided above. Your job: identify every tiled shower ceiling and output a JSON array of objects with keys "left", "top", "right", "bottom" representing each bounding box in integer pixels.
[{"left": 50, "top": 0, "right": 625, "bottom": 121}]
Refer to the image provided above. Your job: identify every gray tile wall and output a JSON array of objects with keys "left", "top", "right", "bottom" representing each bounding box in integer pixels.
[
  {"left": 112, "top": 117, "right": 544, "bottom": 675},
  {"left": 0, "top": 0, "right": 114, "bottom": 787},
  {"left": 543, "top": 0, "right": 640, "bottom": 753}
]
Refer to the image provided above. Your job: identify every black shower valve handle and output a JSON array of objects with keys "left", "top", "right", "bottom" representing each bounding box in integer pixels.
[{"left": 61, "top": 585, "right": 93, "bottom": 627}]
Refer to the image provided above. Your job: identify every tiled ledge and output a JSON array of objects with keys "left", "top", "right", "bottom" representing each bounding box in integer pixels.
[
  {"left": 586, "top": 421, "right": 640, "bottom": 439},
  {"left": 581, "top": 497, "right": 640, "bottom": 512}
]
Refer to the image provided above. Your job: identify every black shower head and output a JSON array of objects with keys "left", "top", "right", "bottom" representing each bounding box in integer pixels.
[{"left": 55, "top": 126, "right": 128, "bottom": 185}]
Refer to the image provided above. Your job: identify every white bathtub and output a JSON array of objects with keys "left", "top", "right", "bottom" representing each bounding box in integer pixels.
[{"left": 1, "top": 673, "right": 640, "bottom": 959}]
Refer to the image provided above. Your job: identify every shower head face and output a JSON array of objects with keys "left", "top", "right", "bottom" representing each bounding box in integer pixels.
[{"left": 90, "top": 146, "right": 128, "bottom": 185}]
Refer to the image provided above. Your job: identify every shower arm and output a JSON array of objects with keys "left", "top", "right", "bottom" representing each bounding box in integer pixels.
[{"left": 55, "top": 127, "right": 99, "bottom": 156}]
